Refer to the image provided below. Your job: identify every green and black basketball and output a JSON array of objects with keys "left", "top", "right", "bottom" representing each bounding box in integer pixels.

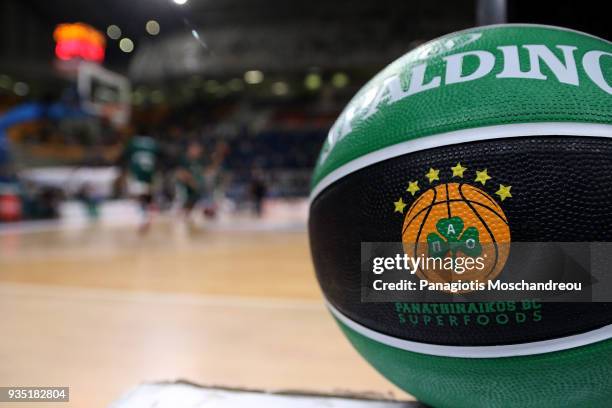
[{"left": 309, "top": 24, "right": 612, "bottom": 408}]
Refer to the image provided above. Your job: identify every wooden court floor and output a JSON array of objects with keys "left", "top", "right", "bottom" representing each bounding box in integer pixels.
[{"left": 0, "top": 220, "right": 408, "bottom": 407}]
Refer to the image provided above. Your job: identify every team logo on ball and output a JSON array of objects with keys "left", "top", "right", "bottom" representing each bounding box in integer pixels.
[{"left": 394, "top": 163, "right": 512, "bottom": 288}]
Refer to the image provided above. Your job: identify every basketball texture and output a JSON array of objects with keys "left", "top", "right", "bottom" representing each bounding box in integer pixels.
[
  {"left": 402, "top": 183, "right": 510, "bottom": 284},
  {"left": 308, "top": 25, "right": 612, "bottom": 408}
]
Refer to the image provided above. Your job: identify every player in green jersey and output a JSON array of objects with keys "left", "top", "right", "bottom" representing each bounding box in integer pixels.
[
  {"left": 175, "top": 140, "right": 228, "bottom": 225},
  {"left": 117, "top": 129, "right": 163, "bottom": 232}
]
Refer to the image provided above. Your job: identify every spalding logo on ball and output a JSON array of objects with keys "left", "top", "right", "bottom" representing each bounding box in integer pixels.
[{"left": 309, "top": 25, "right": 612, "bottom": 408}]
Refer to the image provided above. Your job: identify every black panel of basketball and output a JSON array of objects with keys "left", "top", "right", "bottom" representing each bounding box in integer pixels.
[{"left": 309, "top": 136, "right": 612, "bottom": 346}]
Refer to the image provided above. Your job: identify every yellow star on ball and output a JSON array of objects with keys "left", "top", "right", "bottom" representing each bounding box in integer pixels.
[
  {"left": 496, "top": 184, "right": 512, "bottom": 201},
  {"left": 393, "top": 198, "right": 407, "bottom": 213},
  {"left": 406, "top": 181, "right": 420, "bottom": 196},
  {"left": 475, "top": 169, "right": 491, "bottom": 185},
  {"left": 451, "top": 162, "right": 467, "bottom": 178},
  {"left": 425, "top": 168, "right": 440, "bottom": 183}
]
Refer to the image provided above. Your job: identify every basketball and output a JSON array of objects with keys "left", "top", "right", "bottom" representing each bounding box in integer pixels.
[{"left": 309, "top": 24, "right": 612, "bottom": 407}]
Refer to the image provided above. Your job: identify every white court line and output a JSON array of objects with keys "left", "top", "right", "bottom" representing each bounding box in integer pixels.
[
  {"left": 0, "top": 218, "right": 306, "bottom": 236},
  {"left": 0, "top": 220, "right": 87, "bottom": 235},
  {"left": 0, "top": 281, "right": 325, "bottom": 312},
  {"left": 206, "top": 220, "right": 306, "bottom": 233}
]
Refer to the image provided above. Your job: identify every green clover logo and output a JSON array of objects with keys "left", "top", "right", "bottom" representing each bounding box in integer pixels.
[{"left": 427, "top": 216, "right": 482, "bottom": 258}]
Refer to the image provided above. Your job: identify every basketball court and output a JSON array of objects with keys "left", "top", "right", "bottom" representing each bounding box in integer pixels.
[{"left": 0, "top": 212, "right": 407, "bottom": 407}]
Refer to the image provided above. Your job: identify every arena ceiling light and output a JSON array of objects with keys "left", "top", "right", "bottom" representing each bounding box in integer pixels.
[
  {"left": 304, "top": 73, "right": 322, "bottom": 90},
  {"left": 13, "top": 82, "right": 29, "bottom": 96},
  {"left": 0, "top": 75, "right": 11, "bottom": 89},
  {"left": 146, "top": 20, "right": 160, "bottom": 36},
  {"left": 173, "top": 0, "right": 188, "bottom": 5},
  {"left": 106, "top": 25, "right": 121, "bottom": 40},
  {"left": 271, "top": 81, "right": 289, "bottom": 96},
  {"left": 332, "top": 72, "right": 349, "bottom": 88},
  {"left": 119, "top": 38, "right": 134, "bottom": 53},
  {"left": 244, "top": 70, "right": 263, "bottom": 85}
]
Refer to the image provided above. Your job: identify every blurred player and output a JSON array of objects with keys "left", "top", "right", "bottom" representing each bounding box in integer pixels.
[
  {"left": 117, "top": 127, "right": 162, "bottom": 233},
  {"left": 175, "top": 140, "right": 228, "bottom": 226},
  {"left": 249, "top": 167, "right": 267, "bottom": 218}
]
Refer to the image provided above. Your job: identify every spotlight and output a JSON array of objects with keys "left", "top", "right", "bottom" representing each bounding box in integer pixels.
[
  {"left": 146, "top": 20, "right": 160, "bottom": 36},
  {"left": 272, "top": 81, "right": 289, "bottom": 96},
  {"left": 106, "top": 25, "right": 121, "bottom": 40},
  {"left": 304, "top": 73, "right": 322, "bottom": 90},
  {"left": 119, "top": 38, "right": 134, "bottom": 53},
  {"left": 244, "top": 70, "right": 263, "bottom": 84}
]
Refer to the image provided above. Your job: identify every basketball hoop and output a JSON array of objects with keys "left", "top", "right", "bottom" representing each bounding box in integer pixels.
[{"left": 77, "top": 62, "right": 131, "bottom": 127}]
